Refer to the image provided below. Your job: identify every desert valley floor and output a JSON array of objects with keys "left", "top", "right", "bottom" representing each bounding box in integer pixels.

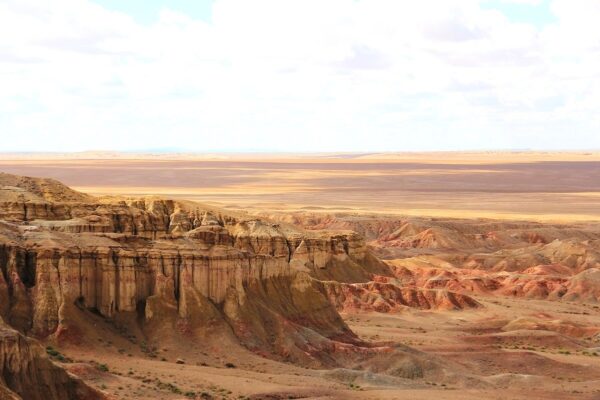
[{"left": 1, "top": 152, "right": 600, "bottom": 400}]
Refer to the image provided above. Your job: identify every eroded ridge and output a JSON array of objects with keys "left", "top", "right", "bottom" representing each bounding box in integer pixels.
[{"left": 1, "top": 173, "right": 476, "bottom": 399}]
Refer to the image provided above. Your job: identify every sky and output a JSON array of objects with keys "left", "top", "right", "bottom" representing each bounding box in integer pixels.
[{"left": 1, "top": 0, "right": 599, "bottom": 152}]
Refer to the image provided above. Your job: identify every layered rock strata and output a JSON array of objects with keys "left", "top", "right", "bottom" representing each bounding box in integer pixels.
[
  {"left": 0, "top": 174, "right": 390, "bottom": 365},
  {"left": 0, "top": 319, "right": 103, "bottom": 400}
]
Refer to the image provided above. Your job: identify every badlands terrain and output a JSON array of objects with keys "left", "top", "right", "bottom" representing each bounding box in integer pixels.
[{"left": 1, "top": 152, "right": 600, "bottom": 399}]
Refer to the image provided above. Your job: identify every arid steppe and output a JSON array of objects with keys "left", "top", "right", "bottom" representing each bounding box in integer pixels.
[
  {"left": 1, "top": 152, "right": 600, "bottom": 400},
  {"left": 1, "top": 152, "right": 600, "bottom": 221}
]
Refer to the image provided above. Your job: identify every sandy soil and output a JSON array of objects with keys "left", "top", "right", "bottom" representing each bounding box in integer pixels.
[
  {"left": 343, "top": 295, "right": 600, "bottom": 399},
  {"left": 47, "top": 295, "right": 600, "bottom": 399},
  {"left": 1, "top": 152, "right": 599, "bottom": 222},
  {"left": 4, "top": 152, "right": 600, "bottom": 399}
]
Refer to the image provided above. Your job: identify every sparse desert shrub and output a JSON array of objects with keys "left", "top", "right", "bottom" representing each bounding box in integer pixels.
[
  {"left": 45, "top": 346, "right": 71, "bottom": 362},
  {"left": 46, "top": 346, "right": 60, "bottom": 357},
  {"left": 97, "top": 363, "right": 109, "bottom": 372}
]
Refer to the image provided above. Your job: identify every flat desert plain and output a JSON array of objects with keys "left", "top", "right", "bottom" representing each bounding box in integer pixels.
[
  {"left": 1, "top": 151, "right": 600, "bottom": 221},
  {"left": 2, "top": 152, "right": 600, "bottom": 400}
]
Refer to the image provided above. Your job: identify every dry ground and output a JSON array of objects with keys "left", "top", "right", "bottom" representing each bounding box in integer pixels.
[
  {"left": 1, "top": 152, "right": 599, "bottom": 222},
  {"left": 48, "top": 294, "right": 600, "bottom": 399},
  {"left": 4, "top": 152, "right": 600, "bottom": 399},
  {"left": 343, "top": 295, "right": 600, "bottom": 399}
]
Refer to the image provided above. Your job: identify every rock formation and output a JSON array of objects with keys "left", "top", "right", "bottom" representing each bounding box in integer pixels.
[
  {"left": 261, "top": 211, "right": 600, "bottom": 302},
  {"left": 1, "top": 172, "right": 468, "bottom": 394},
  {"left": 324, "top": 280, "right": 481, "bottom": 313},
  {"left": 0, "top": 318, "right": 103, "bottom": 400}
]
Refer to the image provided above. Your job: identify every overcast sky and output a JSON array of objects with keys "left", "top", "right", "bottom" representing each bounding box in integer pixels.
[{"left": 1, "top": 0, "right": 599, "bottom": 152}]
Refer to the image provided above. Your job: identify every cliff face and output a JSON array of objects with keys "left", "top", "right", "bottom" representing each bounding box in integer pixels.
[
  {"left": 0, "top": 174, "right": 389, "bottom": 368},
  {"left": 0, "top": 217, "right": 372, "bottom": 332},
  {"left": 0, "top": 319, "right": 104, "bottom": 400},
  {"left": 1, "top": 173, "right": 471, "bottom": 390}
]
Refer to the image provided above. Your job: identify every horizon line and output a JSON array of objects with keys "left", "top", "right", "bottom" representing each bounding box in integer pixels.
[{"left": 2, "top": 149, "right": 600, "bottom": 155}]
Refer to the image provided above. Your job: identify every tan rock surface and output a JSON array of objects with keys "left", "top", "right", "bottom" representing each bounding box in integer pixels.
[
  {"left": 4, "top": 172, "right": 600, "bottom": 399},
  {"left": 0, "top": 318, "right": 104, "bottom": 400},
  {"left": 1, "top": 173, "right": 454, "bottom": 388}
]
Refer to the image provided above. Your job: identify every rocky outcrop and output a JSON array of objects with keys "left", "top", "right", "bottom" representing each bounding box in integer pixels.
[
  {"left": 380, "top": 259, "right": 600, "bottom": 303},
  {"left": 261, "top": 211, "right": 600, "bottom": 305},
  {"left": 0, "top": 173, "right": 482, "bottom": 384},
  {"left": 324, "top": 281, "right": 480, "bottom": 312},
  {"left": 0, "top": 173, "right": 93, "bottom": 203},
  {"left": 0, "top": 174, "right": 396, "bottom": 368},
  {"left": 0, "top": 225, "right": 378, "bottom": 330},
  {"left": 261, "top": 212, "right": 600, "bottom": 272},
  {"left": 0, "top": 319, "right": 103, "bottom": 400}
]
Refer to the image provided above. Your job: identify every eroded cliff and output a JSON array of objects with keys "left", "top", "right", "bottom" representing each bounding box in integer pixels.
[
  {"left": 0, "top": 174, "right": 397, "bottom": 366},
  {"left": 0, "top": 318, "right": 103, "bottom": 400}
]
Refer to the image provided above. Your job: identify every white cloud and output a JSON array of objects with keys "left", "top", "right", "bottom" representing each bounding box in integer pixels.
[
  {"left": 498, "top": 0, "right": 544, "bottom": 4},
  {"left": 0, "top": 0, "right": 598, "bottom": 152}
]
